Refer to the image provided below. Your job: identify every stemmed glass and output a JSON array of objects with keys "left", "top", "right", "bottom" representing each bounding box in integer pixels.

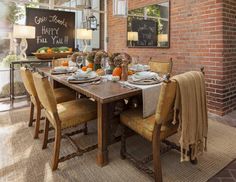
[
  {"left": 101, "top": 57, "right": 110, "bottom": 82},
  {"left": 101, "top": 57, "right": 110, "bottom": 74},
  {"left": 76, "top": 56, "right": 83, "bottom": 69}
]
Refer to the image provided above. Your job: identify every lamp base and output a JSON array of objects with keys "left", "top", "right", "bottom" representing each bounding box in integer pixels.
[
  {"left": 83, "top": 40, "right": 88, "bottom": 53},
  {"left": 19, "top": 38, "right": 28, "bottom": 60}
]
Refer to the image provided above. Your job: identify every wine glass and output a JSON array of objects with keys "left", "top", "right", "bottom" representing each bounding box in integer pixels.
[
  {"left": 76, "top": 56, "right": 83, "bottom": 69},
  {"left": 101, "top": 57, "right": 110, "bottom": 75},
  {"left": 101, "top": 57, "right": 110, "bottom": 82}
]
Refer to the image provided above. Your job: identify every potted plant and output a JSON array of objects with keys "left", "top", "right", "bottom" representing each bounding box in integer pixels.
[
  {"left": 94, "top": 50, "right": 108, "bottom": 71},
  {"left": 86, "top": 51, "right": 97, "bottom": 70}
]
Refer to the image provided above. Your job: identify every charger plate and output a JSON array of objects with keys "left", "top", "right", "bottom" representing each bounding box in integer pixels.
[
  {"left": 68, "top": 76, "right": 100, "bottom": 84},
  {"left": 128, "top": 79, "right": 161, "bottom": 85},
  {"left": 51, "top": 70, "right": 75, "bottom": 75}
]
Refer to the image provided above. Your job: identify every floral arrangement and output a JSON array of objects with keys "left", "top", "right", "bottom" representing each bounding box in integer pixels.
[
  {"left": 109, "top": 52, "right": 120, "bottom": 67},
  {"left": 113, "top": 53, "right": 132, "bottom": 67},
  {"left": 86, "top": 51, "right": 97, "bottom": 63},
  {"left": 71, "top": 52, "right": 87, "bottom": 62},
  {"left": 94, "top": 50, "right": 108, "bottom": 64}
]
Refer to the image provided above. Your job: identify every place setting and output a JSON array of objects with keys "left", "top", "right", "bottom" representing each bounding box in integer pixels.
[
  {"left": 66, "top": 69, "right": 101, "bottom": 84},
  {"left": 127, "top": 71, "right": 163, "bottom": 85},
  {"left": 50, "top": 66, "right": 77, "bottom": 75}
]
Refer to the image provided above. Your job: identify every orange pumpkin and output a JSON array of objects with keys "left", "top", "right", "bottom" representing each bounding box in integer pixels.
[
  {"left": 82, "top": 66, "right": 88, "bottom": 71},
  {"left": 61, "top": 60, "right": 68, "bottom": 67},
  {"left": 112, "top": 67, "right": 122, "bottom": 77},
  {"left": 87, "top": 63, "right": 94, "bottom": 70},
  {"left": 68, "top": 48, "right": 73, "bottom": 52},
  {"left": 128, "top": 70, "right": 133, "bottom": 75},
  {"left": 47, "top": 48, "right": 52, "bottom": 54}
]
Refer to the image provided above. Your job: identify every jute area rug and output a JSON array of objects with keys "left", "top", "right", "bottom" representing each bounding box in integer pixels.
[{"left": 0, "top": 107, "right": 236, "bottom": 182}]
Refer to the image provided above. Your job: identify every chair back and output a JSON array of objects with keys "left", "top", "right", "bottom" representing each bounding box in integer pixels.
[
  {"left": 149, "top": 58, "right": 173, "bottom": 75},
  {"left": 155, "top": 79, "right": 177, "bottom": 127},
  {"left": 32, "top": 72, "right": 58, "bottom": 115},
  {"left": 20, "top": 67, "right": 38, "bottom": 98}
]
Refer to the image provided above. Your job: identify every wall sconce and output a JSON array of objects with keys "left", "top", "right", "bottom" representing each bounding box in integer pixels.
[
  {"left": 13, "top": 25, "right": 35, "bottom": 60},
  {"left": 113, "top": 0, "right": 128, "bottom": 17},
  {"left": 128, "top": 31, "right": 138, "bottom": 46},
  {"left": 87, "top": 14, "right": 98, "bottom": 31}
]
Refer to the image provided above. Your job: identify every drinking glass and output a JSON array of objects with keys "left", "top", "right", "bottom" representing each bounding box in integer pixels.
[
  {"left": 101, "top": 57, "right": 110, "bottom": 75},
  {"left": 76, "top": 56, "right": 83, "bottom": 68},
  {"left": 101, "top": 57, "right": 110, "bottom": 82}
]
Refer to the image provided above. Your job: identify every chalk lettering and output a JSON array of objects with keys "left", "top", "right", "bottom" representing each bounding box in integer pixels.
[
  {"left": 49, "top": 15, "right": 68, "bottom": 28},
  {"left": 34, "top": 16, "right": 47, "bottom": 25},
  {"left": 42, "top": 26, "right": 60, "bottom": 36},
  {"left": 36, "top": 36, "right": 48, "bottom": 44}
]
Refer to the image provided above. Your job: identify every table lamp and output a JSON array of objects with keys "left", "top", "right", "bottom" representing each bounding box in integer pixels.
[
  {"left": 76, "top": 29, "right": 92, "bottom": 52},
  {"left": 128, "top": 32, "right": 138, "bottom": 47},
  {"left": 13, "top": 25, "right": 35, "bottom": 60}
]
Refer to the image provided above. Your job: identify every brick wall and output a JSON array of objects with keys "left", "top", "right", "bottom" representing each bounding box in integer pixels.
[
  {"left": 106, "top": 0, "right": 236, "bottom": 116},
  {"left": 222, "top": 0, "right": 236, "bottom": 113}
]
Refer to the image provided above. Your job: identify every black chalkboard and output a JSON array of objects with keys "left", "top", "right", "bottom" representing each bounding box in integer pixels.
[
  {"left": 129, "top": 19, "right": 157, "bottom": 47},
  {"left": 26, "top": 8, "right": 75, "bottom": 55}
]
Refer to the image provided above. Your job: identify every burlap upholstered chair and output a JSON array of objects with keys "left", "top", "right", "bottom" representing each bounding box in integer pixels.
[
  {"left": 148, "top": 58, "right": 173, "bottom": 76},
  {"left": 20, "top": 67, "right": 76, "bottom": 139},
  {"left": 120, "top": 78, "right": 178, "bottom": 182},
  {"left": 32, "top": 72, "right": 97, "bottom": 170}
]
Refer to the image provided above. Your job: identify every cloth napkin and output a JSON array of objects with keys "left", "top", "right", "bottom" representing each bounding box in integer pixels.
[
  {"left": 123, "top": 81, "right": 162, "bottom": 118},
  {"left": 52, "top": 66, "right": 67, "bottom": 73},
  {"left": 67, "top": 70, "right": 96, "bottom": 81},
  {"left": 130, "top": 64, "right": 150, "bottom": 71},
  {"left": 131, "top": 72, "right": 161, "bottom": 82}
]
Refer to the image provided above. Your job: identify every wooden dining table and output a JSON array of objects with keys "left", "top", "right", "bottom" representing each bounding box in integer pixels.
[{"left": 38, "top": 67, "right": 142, "bottom": 167}]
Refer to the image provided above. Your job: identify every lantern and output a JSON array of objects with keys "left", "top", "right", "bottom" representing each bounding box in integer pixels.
[
  {"left": 87, "top": 14, "right": 97, "bottom": 31},
  {"left": 113, "top": 0, "right": 128, "bottom": 17}
]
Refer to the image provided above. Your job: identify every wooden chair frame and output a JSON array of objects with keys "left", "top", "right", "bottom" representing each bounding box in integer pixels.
[
  {"left": 148, "top": 58, "right": 173, "bottom": 75},
  {"left": 34, "top": 72, "right": 96, "bottom": 170},
  {"left": 120, "top": 69, "right": 205, "bottom": 181}
]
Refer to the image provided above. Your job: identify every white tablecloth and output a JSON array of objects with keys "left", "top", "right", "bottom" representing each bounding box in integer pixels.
[{"left": 123, "top": 81, "right": 162, "bottom": 118}]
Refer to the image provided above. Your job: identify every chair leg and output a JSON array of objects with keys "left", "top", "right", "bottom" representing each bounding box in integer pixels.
[
  {"left": 28, "top": 102, "right": 34, "bottom": 127},
  {"left": 83, "top": 123, "right": 88, "bottom": 135},
  {"left": 42, "top": 118, "right": 49, "bottom": 149},
  {"left": 120, "top": 124, "right": 127, "bottom": 160},
  {"left": 152, "top": 125, "right": 162, "bottom": 182},
  {"left": 34, "top": 106, "right": 41, "bottom": 139},
  {"left": 51, "top": 128, "right": 61, "bottom": 171}
]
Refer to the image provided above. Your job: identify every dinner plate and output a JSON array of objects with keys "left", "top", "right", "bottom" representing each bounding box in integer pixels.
[
  {"left": 129, "top": 64, "right": 150, "bottom": 72},
  {"left": 51, "top": 67, "right": 76, "bottom": 75},
  {"left": 128, "top": 78, "right": 161, "bottom": 85},
  {"left": 73, "top": 71, "right": 97, "bottom": 80}
]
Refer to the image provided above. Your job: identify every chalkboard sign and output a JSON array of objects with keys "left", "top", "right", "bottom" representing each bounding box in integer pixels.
[
  {"left": 26, "top": 8, "right": 75, "bottom": 55},
  {"left": 131, "top": 19, "right": 157, "bottom": 47}
]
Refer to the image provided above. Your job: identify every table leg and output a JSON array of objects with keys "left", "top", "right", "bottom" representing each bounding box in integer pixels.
[{"left": 96, "top": 102, "right": 109, "bottom": 167}]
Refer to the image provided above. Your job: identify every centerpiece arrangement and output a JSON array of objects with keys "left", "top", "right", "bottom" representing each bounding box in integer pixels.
[
  {"left": 33, "top": 46, "right": 73, "bottom": 59},
  {"left": 112, "top": 53, "right": 132, "bottom": 81}
]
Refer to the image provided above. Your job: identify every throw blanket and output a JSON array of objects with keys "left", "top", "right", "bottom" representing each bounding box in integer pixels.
[{"left": 172, "top": 71, "right": 208, "bottom": 162}]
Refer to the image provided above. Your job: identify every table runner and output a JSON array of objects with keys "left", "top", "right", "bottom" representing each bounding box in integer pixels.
[{"left": 123, "top": 81, "right": 162, "bottom": 118}]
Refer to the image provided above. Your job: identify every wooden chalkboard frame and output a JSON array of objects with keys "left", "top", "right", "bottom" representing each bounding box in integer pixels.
[
  {"left": 26, "top": 8, "right": 75, "bottom": 55},
  {"left": 127, "top": 0, "right": 170, "bottom": 49}
]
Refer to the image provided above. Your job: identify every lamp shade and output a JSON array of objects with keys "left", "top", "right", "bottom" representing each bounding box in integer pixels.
[
  {"left": 128, "top": 32, "right": 138, "bottom": 41},
  {"left": 76, "top": 29, "right": 92, "bottom": 40},
  {"left": 13, "top": 25, "right": 35, "bottom": 39},
  {"left": 158, "top": 34, "right": 168, "bottom": 42}
]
